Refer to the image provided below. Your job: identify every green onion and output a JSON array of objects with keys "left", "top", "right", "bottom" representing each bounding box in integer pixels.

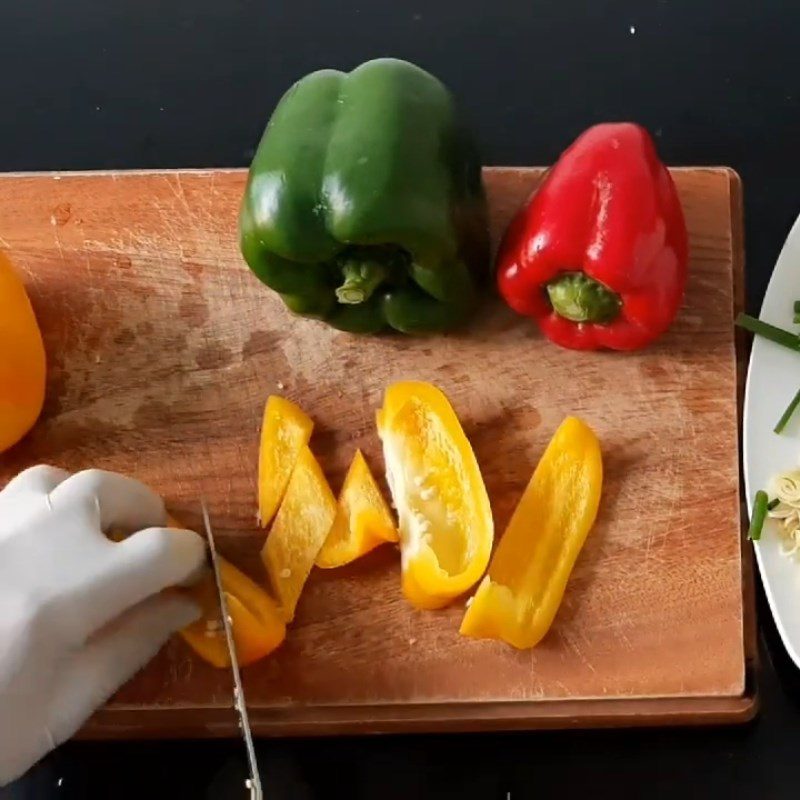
[
  {"left": 736, "top": 313, "right": 800, "bottom": 352},
  {"left": 775, "top": 386, "right": 800, "bottom": 434},
  {"left": 794, "top": 314, "right": 800, "bottom": 324},
  {"left": 748, "top": 490, "right": 769, "bottom": 541},
  {"left": 768, "top": 497, "right": 780, "bottom": 511}
]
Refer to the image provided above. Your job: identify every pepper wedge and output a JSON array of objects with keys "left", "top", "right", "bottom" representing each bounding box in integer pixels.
[
  {"left": 114, "top": 516, "right": 286, "bottom": 669},
  {"left": 180, "top": 558, "right": 286, "bottom": 668},
  {"left": 261, "top": 445, "right": 337, "bottom": 621},
  {"left": 460, "top": 417, "right": 602, "bottom": 649},
  {"left": 377, "top": 381, "right": 493, "bottom": 609},
  {"left": 258, "top": 395, "right": 314, "bottom": 528},
  {"left": 316, "top": 449, "right": 398, "bottom": 569}
]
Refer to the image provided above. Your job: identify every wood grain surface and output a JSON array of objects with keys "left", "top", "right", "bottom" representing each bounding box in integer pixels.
[{"left": 0, "top": 167, "right": 751, "bottom": 734}]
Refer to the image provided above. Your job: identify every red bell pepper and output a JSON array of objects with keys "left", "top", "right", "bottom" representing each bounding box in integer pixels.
[{"left": 496, "top": 123, "right": 688, "bottom": 351}]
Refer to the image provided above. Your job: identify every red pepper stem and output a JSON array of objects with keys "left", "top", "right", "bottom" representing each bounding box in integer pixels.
[
  {"left": 336, "top": 260, "right": 387, "bottom": 305},
  {"left": 546, "top": 272, "right": 621, "bottom": 324}
]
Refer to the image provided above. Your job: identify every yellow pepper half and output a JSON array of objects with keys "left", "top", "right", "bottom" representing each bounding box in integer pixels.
[
  {"left": 460, "top": 416, "right": 603, "bottom": 649},
  {"left": 377, "top": 381, "right": 493, "bottom": 610},
  {"left": 258, "top": 396, "right": 314, "bottom": 528},
  {"left": 261, "top": 445, "right": 337, "bottom": 621},
  {"left": 180, "top": 557, "right": 286, "bottom": 668},
  {"left": 315, "top": 449, "right": 398, "bottom": 568}
]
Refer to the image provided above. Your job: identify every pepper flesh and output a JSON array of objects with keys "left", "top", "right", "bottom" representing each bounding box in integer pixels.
[
  {"left": 315, "top": 449, "right": 398, "bottom": 569},
  {"left": 180, "top": 558, "right": 286, "bottom": 668},
  {"left": 239, "top": 58, "right": 489, "bottom": 334},
  {"left": 377, "top": 382, "right": 493, "bottom": 609},
  {"left": 261, "top": 445, "right": 337, "bottom": 621},
  {"left": 258, "top": 396, "right": 314, "bottom": 528},
  {"left": 460, "top": 417, "right": 602, "bottom": 649},
  {"left": 113, "top": 516, "right": 285, "bottom": 669},
  {"left": 0, "top": 252, "right": 46, "bottom": 452},
  {"left": 496, "top": 123, "right": 688, "bottom": 351}
]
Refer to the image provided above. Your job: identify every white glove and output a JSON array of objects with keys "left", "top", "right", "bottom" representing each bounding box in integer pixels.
[{"left": 0, "top": 466, "right": 207, "bottom": 785}]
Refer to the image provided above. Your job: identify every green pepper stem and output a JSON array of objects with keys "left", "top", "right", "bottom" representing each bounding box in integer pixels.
[
  {"left": 335, "top": 261, "right": 387, "bottom": 305},
  {"left": 546, "top": 272, "right": 621, "bottom": 324}
]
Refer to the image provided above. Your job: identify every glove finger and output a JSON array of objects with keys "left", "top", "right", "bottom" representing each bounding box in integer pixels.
[
  {"left": 68, "top": 526, "right": 206, "bottom": 641},
  {"left": 1, "top": 464, "right": 70, "bottom": 498},
  {"left": 49, "top": 469, "right": 166, "bottom": 533},
  {"left": 46, "top": 593, "right": 199, "bottom": 749}
]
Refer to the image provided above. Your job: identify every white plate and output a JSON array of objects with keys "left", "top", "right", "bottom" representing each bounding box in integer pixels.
[{"left": 744, "top": 211, "right": 800, "bottom": 668}]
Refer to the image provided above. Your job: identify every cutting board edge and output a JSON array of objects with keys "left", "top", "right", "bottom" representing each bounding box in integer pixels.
[
  {"left": 0, "top": 164, "right": 740, "bottom": 180},
  {"left": 79, "top": 691, "right": 757, "bottom": 739}
]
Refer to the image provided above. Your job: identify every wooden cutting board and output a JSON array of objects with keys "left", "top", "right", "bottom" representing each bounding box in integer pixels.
[{"left": 0, "top": 166, "right": 753, "bottom": 734}]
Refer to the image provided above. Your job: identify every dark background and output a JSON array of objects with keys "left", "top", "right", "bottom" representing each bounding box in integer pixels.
[{"left": 2, "top": 0, "right": 800, "bottom": 797}]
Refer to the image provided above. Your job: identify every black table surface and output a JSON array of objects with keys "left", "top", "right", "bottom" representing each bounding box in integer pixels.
[{"left": 3, "top": 1, "right": 800, "bottom": 797}]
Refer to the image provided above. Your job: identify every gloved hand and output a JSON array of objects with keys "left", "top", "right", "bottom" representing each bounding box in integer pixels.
[{"left": 0, "top": 466, "right": 207, "bottom": 785}]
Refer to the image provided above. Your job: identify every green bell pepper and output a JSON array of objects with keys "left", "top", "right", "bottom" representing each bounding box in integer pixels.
[{"left": 239, "top": 58, "right": 489, "bottom": 334}]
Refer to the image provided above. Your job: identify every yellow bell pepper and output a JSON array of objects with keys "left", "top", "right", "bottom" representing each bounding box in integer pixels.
[
  {"left": 258, "top": 395, "right": 314, "bottom": 527},
  {"left": 180, "top": 558, "right": 286, "bottom": 668},
  {"left": 261, "top": 445, "right": 337, "bottom": 621},
  {"left": 377, "top": 381, "right": 493, "bottom": 610},
  {"left": 0, "top": 252, "right": 46, "bottom": 453},
  {"left": 460, "top": 416, "right": 602, "bottom": 649},
  {"left": 315, "top": 449, "right": 398, "bottom": 568}
]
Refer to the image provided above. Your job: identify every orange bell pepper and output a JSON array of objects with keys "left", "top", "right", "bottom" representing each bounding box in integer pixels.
[
  {"left": 180, "top": 557, "right": 286, "bottom": 668},
  {"left": 261, "top": 445, "right": 337, "bottom": 621},
  {"left": 377, "top": 381, "right": 493, "bottom": 610},
  {"left": 258, "top": 396, "right": 314, "bottom": 527},
  {"left": 0, "top": 252, "right": 45, "bottom": 453},
  {"left": 460, "top": 416, "right": 602, "bottom": 649},
  {"left": 316, "top": 449, "right": 398, "bottom": 568}
]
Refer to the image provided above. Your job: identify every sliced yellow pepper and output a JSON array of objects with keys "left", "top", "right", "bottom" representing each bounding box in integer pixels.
[
  {"left": 460, "top": 416, "right": 602, "bottom": 649},
  {"left": 114, "top": 516, "right": 286, "bottom": 668},
  {"left": 315, "top": 449, "right": 398, "bottom": 569},
  {"left": 377, "top": 381, "right": 493, "bottom": 610},
  {"left": 180, "top": 558, "right": 286, "bottom": 668},
  {"left": 258, "top": 395, "right": 314, "bottom": 528},
  {"left": 261, "top": 445, "right": 337, "bottom": 621}
]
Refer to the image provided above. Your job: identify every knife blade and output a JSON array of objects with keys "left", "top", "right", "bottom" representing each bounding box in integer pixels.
[{"left": 200, "top": 500, "right": 263, "bottom": 800}]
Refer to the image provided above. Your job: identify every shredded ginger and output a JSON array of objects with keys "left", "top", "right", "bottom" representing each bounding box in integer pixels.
[{"left": 768, "top": 469, "right": 800, "bottom": 556}]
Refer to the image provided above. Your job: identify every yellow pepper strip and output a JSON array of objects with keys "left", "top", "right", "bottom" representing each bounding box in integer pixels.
[
  {"left": 315, "top": 449, "right": 398, "bottom": 569},
  {"left": 113, "top": 516, "right": 285, "bottom": 668},
  {"left": 0, "top": 252, "right": 46, "bottom": 453},
  {"left": 377, "top": 381, "right": 493, "bottom": 610},
  {"left": 261, "top": 445, "right": 337, "bottom": 621},
  {"left": 258, "top": 395, "right": 314, "bottom": 528},
  {"left": 180, "top": 558, "right": 286, "bottom": 668},
  {"left": 460, "top": 416, "right": 602, "bottom": 649}
]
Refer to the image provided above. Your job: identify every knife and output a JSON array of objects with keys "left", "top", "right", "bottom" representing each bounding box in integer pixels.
[{"left": 200, "top": 500, "right": 263, "bottom": 800}]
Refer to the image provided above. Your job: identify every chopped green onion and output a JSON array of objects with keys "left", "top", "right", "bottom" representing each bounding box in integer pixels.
[
  {"left": 736, "top": 313, "right": 800, "bottom": 352},
  {"left": 775, "top": 386, "right": 800, "bottom": 434},
  {"left": 794, "top": 314, "right": 800, "bottom": 325},
  {"left": 768, "top": 497, "right": 780, "bottom": 511},
  {"left": 748, "top": 490, "right": 769, "bottom": 541}
]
